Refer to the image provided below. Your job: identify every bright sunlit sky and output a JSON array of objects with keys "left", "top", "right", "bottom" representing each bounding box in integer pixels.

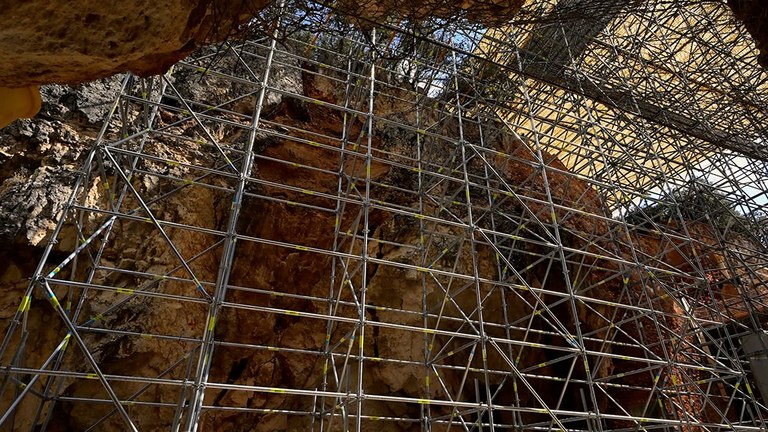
[{"left": 614, "top": 150, "right": 768, "bottom": 220}]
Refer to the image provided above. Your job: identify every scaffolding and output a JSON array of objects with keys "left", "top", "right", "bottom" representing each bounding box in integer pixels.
[{"left": 2, "top": 0, "right": 768, "bottom": 430}]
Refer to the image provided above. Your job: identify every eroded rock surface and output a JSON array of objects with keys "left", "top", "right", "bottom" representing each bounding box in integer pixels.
[
  {"left": 0, "top": 0, "right": 270, "bottom": 87},
  {"left": 0, "top": 0, "right": 528, "bottom": 88},
  {"left": 0, "top": 78, "right": 122, "bottom": 246},
  {"left": 1, "top": 0, "right": 767, "bottom": 91},
  {"left": 336, "top": 0, "right": 525, "bottom": 27}
]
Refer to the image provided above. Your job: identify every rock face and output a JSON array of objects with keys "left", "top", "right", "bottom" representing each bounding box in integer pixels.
[
  {"left": 0, "top": 0, "right": 766, "bottom": 90},
  {"left": 0, "top": 76, "right": 124, "bottom": 429},
  {"left": 0, "top": 78, "right": 123, "bottom": 246},
  {"left": 336, "top": 0, "right": 525, "bottom": 27},
  {"left": 0, "top": 0, "right": 270, "bottom": 87},
  {"left": 729, "top": 0, "right": 768, "bottom": 69},
  {"left": 0, "top": 0, "right": 527, "bottom": 89},
  {"left": 0, "top": 44, "right": 765, "bottom": 431}
]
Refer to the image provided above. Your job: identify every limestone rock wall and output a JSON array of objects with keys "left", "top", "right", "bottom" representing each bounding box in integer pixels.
[{"left": 0, "top": 0, "right": 270, "bottom": 87}]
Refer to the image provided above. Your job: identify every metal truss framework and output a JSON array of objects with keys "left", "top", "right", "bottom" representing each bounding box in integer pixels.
[{"left": 2, "top": 0, "right": 768, "bottom": 431}]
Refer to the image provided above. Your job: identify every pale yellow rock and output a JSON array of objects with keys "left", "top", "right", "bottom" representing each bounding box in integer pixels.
[
  {"left": 0, "top": 0, "right": 270, "bottom": 87},
  {"left": 0, "top": 85, "right": 41, "bottom": 128}
]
